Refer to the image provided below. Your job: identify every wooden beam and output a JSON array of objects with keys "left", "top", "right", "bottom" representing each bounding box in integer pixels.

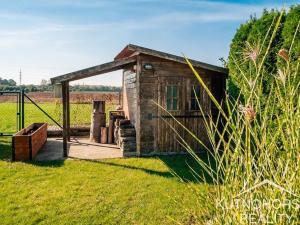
[
  {"left": 51, "top": 57, "right": 137, "bottom": 84},
  {"left": 62, "top": 82, "right": 68, "bottom": 157}
]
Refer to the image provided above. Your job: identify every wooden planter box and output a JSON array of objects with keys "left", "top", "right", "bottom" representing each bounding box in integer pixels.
[{"left": 12, "top": 123, "right": 48, "bottom": 161}]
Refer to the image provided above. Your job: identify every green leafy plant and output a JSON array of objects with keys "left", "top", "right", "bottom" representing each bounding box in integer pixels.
[{"left": 227, "top": 5, "right": 300, "bottom": 100}]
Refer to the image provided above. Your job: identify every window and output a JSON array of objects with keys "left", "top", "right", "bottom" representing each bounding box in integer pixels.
[
  {"left": 166, "top": 85, "right": 178, "bottom": 110},
  {"left": 191, "top": 85, "right": 201, "bottom": 110}
]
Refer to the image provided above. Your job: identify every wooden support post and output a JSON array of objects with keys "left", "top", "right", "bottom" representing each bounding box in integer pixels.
[
  {"left": 93, "top": 100, "right": 105, "bottom": 113},
  {"left": 62, "top": 82, "right": 69, "bottom": 157},
  {"left": 66, "top": 83, "right": 70, "bottom": 141}
]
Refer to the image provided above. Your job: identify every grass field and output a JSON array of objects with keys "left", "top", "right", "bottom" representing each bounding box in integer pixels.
[
  {"left": 0, "top": 138, "right": 209, "bottom": 225},
  {"left": 0, "top": 103, "right": 115, "bottom": 134},
  {"left": 0, "top": 100, "right": 210, "bottom": 224}
]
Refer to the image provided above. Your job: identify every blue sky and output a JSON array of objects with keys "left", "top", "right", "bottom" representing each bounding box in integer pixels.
[{"left": 0, "top": 0, "right": 298, "bottom": 86}]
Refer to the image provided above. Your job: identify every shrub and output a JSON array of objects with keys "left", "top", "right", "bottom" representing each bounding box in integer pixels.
[
  {"left": 227, "top": 5, "right": 299, "bottom": 100},
  {"left": 168, "top": 10, "right": 299, "bottom": 224}
]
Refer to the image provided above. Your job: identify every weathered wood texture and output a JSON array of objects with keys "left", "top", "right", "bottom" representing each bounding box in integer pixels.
[
  {"left": 66, "top": 83, "right": 70, "bottom": 141},
  {"left": 90, "top": 101, "right": 106, "bottom": 143},
  {"left": 119, "top": 137, "right": 136, "bottom": 153},
  {"left": 115, "top": 44, "right": 228, "bottom": 74},
  {"left": 51, "top": 57, "right": 137, "bottom": 84},
  {"left": 119, "top": 127, "right": 136, "bottom": 137},
  {"left": 117, "top": 119, "right": 137, "bottom": 153},
  {"left": 108, "top": 111, "right": 125, "bottom": 144},
  {"left": 108, "top": 119, "right": 114, "bottom": 144},
  {"left": 122, "top": 68, "right": 137, "bottom": 127},
  {"left": 90, "top": 112, "right": 106, "bottom": 143},
  {"left": 62, "top": 81, "right": 69, "bottom": 157},
  {"left": 100, "top": 127, "right": 108, "bottom": 144},
  {"left": 92, "top": 100, "right": 105, "bottom": 113},
  {"left": 51, "top": 44, "right": 227, "bottom": 156},
  {"left": 132, "top": 54, "right": 225, "bottom": 154}
]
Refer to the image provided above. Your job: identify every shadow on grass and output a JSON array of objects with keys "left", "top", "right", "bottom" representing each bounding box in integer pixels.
[
  {"left": 78, "top": 152, "right": 216, "bottom": 184},
  {"left": 0, "top": 137, "right": 12, "bottom": 161},
  {"left": 29, "top": 160, "right": 65, "bottom": 167},
  {"left": 0, "top": 137, "right": 65, "bottom": 167},
  {"left": 157, "top": 153, "right": 216, "bottom": 184},
  {"left": 0, "top": 137, "right": 216, "bottom": 183}
]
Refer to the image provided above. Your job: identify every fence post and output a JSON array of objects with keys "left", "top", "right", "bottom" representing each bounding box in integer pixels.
[
  {"left": 21, "top": 89, "right": 25, "bottom": 129},
  {"left": 17, "top": 91, "right": 21, "bottom": 131}
]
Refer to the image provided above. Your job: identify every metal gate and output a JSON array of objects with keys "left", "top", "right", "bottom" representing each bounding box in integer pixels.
[
  {"left": 0, "top": 90, "right": 63, "bottom": 137},
  {"left": 0, "top": 90, "right": 25, "bottom": 136}
]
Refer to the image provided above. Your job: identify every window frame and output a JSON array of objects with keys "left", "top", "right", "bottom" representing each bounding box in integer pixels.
[
  {"left": 190, "top": 84, "right": 201, "bottom": 111},
  {"left": 166, "top": 85, "right": 179, "bottom": 111}
]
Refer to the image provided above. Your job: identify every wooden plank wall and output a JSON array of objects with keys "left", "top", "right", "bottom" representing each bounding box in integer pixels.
[
  {"left": 122, "top": 68, "right": 138, "bottom": 127},
  {"left": 137, "top": 54, "right": 224, "bottom": 154}
]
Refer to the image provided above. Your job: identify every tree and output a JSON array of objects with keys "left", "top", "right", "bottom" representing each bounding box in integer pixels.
[
  {"left": 40, "top": 79, "right": 48, "bottom": 86},
  {"left": 227, "top": 5, "right": 299, "bottom": 99},
  {"left": 281, "top": 5, "right": 300, "bottom": 66},
  {"left": 0, "top": 77, "right": 17, "bottom": 86}
]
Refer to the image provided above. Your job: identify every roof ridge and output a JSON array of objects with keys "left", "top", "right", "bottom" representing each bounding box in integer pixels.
[{"left": 116, "top": 44, "right": 228, "bottom": 74}]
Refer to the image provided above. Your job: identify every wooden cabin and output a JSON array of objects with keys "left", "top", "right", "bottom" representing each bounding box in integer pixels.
[{"left": 51, "top": 44, "right": 228, "bottom": 157}]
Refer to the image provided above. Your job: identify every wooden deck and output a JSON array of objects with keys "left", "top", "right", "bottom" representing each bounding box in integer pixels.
[{"left": 35, "top": 138, "right": 124, "bottom": 161}]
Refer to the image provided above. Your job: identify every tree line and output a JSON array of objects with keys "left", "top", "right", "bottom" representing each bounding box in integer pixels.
[{"left": 0, "top": 78, "right": 121, "bottom": 92}]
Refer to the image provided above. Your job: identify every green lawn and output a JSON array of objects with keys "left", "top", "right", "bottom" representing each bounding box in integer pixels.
[
  {"left": 0, "top": 103, "right": 115, "bottom": 134},
  {"left": 0, "top": 138, "right": 209, "bottom": 225}
]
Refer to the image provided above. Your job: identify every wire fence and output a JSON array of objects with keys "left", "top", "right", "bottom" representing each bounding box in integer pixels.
[
  {"left": 0, "top": 91, "right": 120, "bottom": 134},
  {"left": 0, "top": 92, "right": 20, "bottom": 135}
]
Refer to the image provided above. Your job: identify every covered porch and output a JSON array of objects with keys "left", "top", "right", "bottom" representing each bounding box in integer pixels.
[{"left": 51, "top": 56, "right": 137, "bottom": 157}]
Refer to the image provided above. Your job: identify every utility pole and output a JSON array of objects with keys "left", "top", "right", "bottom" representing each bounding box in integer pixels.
[{"left": 19, "top": 69, "right": 22, "bottom": 86}]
